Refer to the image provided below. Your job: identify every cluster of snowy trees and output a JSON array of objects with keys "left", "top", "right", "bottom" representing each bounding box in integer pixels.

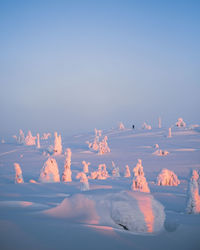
[
  {"left": 13, "top": 129, "right": 52, "bottom": 148},
  {"left": 87, "top": 129, "right": 111, "bottom": 155}
]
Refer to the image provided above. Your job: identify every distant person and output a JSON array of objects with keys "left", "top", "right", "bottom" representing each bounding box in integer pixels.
[{"left": 132, "top": 125, "right": 135, "bottom": 129}]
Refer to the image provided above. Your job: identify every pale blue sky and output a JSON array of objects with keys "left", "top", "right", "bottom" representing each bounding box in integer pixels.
[{"left": 0, "top": 0, "right": 200, "bottom": 136}]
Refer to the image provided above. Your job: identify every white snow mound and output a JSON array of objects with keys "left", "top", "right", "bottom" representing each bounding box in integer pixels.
[{"left": 43, "top": 190, "right": 165, "bottom": 234}]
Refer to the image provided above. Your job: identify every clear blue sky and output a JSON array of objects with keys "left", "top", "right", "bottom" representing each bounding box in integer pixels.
[{"left": 0, "top": 0, "right": 199, "bottom": 136}]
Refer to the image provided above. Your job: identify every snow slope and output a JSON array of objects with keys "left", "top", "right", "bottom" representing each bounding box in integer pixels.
[{"left": 0, "top": 126, "right": 200, "bottom": 249}]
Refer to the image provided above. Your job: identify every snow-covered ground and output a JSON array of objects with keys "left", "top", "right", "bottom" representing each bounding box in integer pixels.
[{"left": 0, "top": 126, "right": 200, "bottom": 250}]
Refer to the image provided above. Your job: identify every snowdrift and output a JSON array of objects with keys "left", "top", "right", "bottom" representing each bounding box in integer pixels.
[{"left": 43, "top": 190, "right": 165, "bottom": 235}]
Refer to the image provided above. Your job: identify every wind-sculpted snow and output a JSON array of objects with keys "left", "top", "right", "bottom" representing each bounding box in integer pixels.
[{"left": 43, "top": 191, "right": 165, "bottom": 235}]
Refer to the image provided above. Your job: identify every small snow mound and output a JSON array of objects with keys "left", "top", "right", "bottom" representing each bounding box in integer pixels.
[{"left": 157, "top": 169, "right": 180, "bottom": 186}]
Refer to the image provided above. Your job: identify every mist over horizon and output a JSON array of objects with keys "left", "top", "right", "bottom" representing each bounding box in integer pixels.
[{"left": 1, "top": 0, "right": 199, "bottom": 138}]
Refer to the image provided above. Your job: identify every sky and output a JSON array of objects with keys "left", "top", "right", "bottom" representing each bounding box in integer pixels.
[{"left": 0, "top": 0, "right": 200, "bottom": 137}]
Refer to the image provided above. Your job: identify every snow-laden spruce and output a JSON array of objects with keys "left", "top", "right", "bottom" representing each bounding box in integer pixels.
[
  {"left": 25, "top": 130, "right": 36, "bottom": 146},
  {"left": 76, "top": 172, "right": 90, "bottom": 191},
  {"left": 119, "top": 122, "right": 125, "bottom": 130},
  {"left": 132, "top": 159, "right": 150, "bottom": 193},
  {"left": 62, "top": 148, "right": 72, "bottom": 182},
  {"left": 53, "top": 132, "right": 62, "bottom": 155},
  {"left": 158, "top": 117, "right": 162, "bottom": 128},
  {"left": 39, "top": 158, "right": 60, "bottom": 183},
  {"left": 124, "top": 165, "right": 131, "bottom": 178},
  {"left": 36, "top": 133, "right": 40, "bottom": 149},
  {"left": 176, "top": 117, "right": 186, "bottom": 127},
  {"left": 112, "top": 161, "right": 120, "bottom": 177},
  {"left": 14, "top": 163, "right": 24, "bottom": 183},
  {"left": 168, "top": 127, "right": 172, "bottom": 138},
  {"left": 82, "top": 161, "right": 90, "bottom": 174},
  {"left": 186, "top": 170, "right": 200, "bottom": 214},
  {"left": 157, "top": 169, "right": 180, "bottom": 186},
  {"left": 43, "top": 190, "right": 165, "bottom": 234},
  {"left": 13, "top": 129, "right": 25, "bottom": 144}
]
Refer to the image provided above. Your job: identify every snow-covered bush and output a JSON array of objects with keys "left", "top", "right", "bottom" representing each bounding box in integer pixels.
[
  {"left": 82, "top": 161, "right": 90, "bottom": 174},
  {"left": 176, "top": 118, "right": 186, "bottom": 127},
  {"left": 112, "top": 161, "right": 120, "bottom": 177},
  {"left": 124, "top": 165, "right": 131, "bottom": 178},
  {"left": 14, "top": 163, "right": 24, "bottom": 183},
  {"left": 119, "top": 122, "right": 125, "bottom": 130},
  {"left": 90, "top": 164, "right": 109, "bottom": 180},
  {"left": 153, "top": 149, "right": 169, "bottom": 156},
  {"left": 39, "top": 158, "right": 60, "bottom": 183},
  {"left": 157, "top": 169, "right": 180, "bottom": 186},
  {"left": 132, "top": 159, "right": 150, "bottom": 193},
  {"left": 25, "top": 130, "right": 36, "bottom": 146},
  {"left": 142, "top": 122, "right": 152, "bottom": 130},
  {"left": 41, "top": 133, "right": 51, "bottom": 140},
  {"left": 186, "top": 170, "right": 200, "bottom": 214},
  {"left": 53, "top": 132, "right": 62, "bottom": 155},
  {"left": 76, "top": 172, "right": 89, "bottom": 191},
  {"left": 62, "top": 148, "right": 72, "bottom": 182},
  {"left": 36, "top": 133, "right": 40, "bottom": 149}
]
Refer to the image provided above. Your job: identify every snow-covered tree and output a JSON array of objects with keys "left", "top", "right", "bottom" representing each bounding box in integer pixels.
[
  {"left": 41, "top": 133, "right": 51, "bottom": 140},
  {"left": 13, "top": 129, "right": 25, "bottom": 144},
  {"left": 119, "top": 122, "right": 125, "bottom": 130},
  {"left": 87, "top": 129, "right": 110, "bottom": 155},
  {"left": 112, "top": 161, "right": 120, "bottom": 177},
  {"left": 90, "top": 163, "right": 109, "bottom": 180},
  {"left": 36, "top": 133, "right": 40, "bottom": 149},
  {"left": 53, "top": 132, "right": 62, "bottom": 155},
  {"left": 176, "top": 118, "right": 186, "bottom": 127},
  {"left": 132, "top": 159, "right": 150, "bottom": 193},
  {"left": 76, "top": 172, "right": 89, "bottom": 191},
  {"left": 39, "top": 158, "right": 60, "bottom": 183},
  {"left": 62, "top": 148, "right": 72, "bottom": 182},
  {"left": 25, "top": 130, "right": 36, "bottom": 146},
  {"left": 142, "top": 122, "right": 152, "bottom": 130},
  {"left": 98, "top": 136, "right": 111, "bottom": 155},
  {"left": 18, "top": 129, "right": 25, "bottom": 144},
  {"left": 153, "top": 149, "right": 169, "bottom": 156},
  {"left": 158, "top": 117, "right": 162, "bottom": 129},
  {"left": 186, "top": 170, "right": 200, "bottom": 214},
  {"left": 14, "top": 163, "right": 24, "bottom": 183},
  {"left": 124, "top": 165, "right": 131, "bottom": 178},
  {"left": 157, "top": 169, "right": 180, "bottom": 186},
  {"left": 168, "top": 127, "right": 172, "bottom": 138},
  {"left": 82, "top": 161, "right": 90, "bottom": 174}
]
